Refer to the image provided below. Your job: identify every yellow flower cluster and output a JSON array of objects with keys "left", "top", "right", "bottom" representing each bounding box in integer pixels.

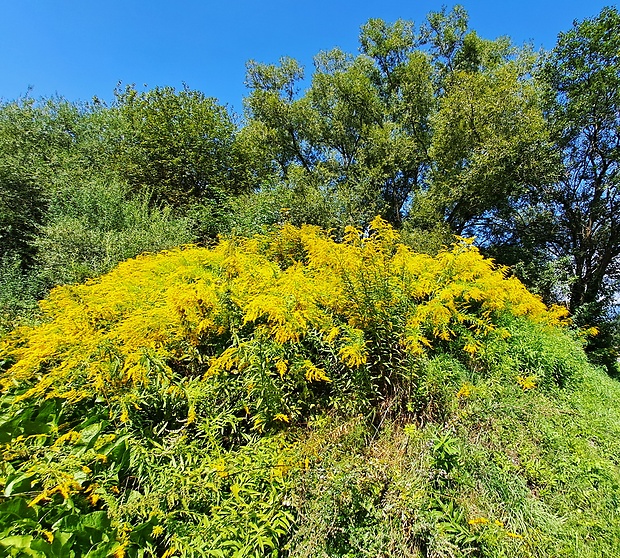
[
  {"left": 516, "top": 375, "right": 537, "bottom": 390},
  {"left": 0, "top": 217, "right": 565, "bottom": 412}
]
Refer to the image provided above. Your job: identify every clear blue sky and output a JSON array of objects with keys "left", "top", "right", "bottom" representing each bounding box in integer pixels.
[{"left": 0, "top": 1, "right": 614, "bottom": 115}]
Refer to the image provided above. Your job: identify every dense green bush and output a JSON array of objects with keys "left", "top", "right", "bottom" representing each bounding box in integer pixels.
[{"left": 35, "top": 179, "right": 194, "bottom": 286}]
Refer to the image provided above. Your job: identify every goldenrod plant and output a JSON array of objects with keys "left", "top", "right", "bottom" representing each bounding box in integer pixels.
[{"left": 1, "top": 218, "right": 618, "bottom": 557}]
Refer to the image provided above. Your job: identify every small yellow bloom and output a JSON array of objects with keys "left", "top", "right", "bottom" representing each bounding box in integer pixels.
[
  {"left": 516, "top": 375, "right": 536, "bottom": 390},
  {"left": 41, "top": 530, "right": 54, "bottom": 543},
  {"left": 186, "top": 405, "right": 196, "bottom": 425},
  {"left": 468, "top": 517, "right": 489, "bottom": 525},
  {"left": 88, "top": 492, "right": 101, "bottom": 506},
  {"left": 463, "top": 342, "right": 478, "bottom": 355},
  {"left": 325, "top": 326, "right": 340, "bottom": 343},
  {"left": 53, "top": 484, "right": 70, "bottom": 499},
  {"left": 28, "top": 491, "right": 49, "bottom": 507},
  {"left": 339, "top": 344, "right": 367, "bottom": 367},
  {"left": 302, "top": 360, "right": 331, "bottom": 382},
  {"left": 275, "top": 360, "right": 288, "bottom": 378},
  {"left": 230, "top": 483, "right": 241, "bottom": 498},
  {"left": 457, "top": 383, "right": 474, "bottom": 398},
  {"left": 52, "top": 430, "right": 81, "bottom": 447},
  {"left": 112, "top": 542, "right": 129, "bottom": 558},
  {"left": 403, "top": 424, "right": 417, "bottom": 438},
  {"left": 212, "top": 461, "right": 229, "bottom": 478}
]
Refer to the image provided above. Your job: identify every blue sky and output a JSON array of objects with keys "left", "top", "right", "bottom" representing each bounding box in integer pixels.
[{"left": 0, "top": 1, "right": 614, "bottom": 115}]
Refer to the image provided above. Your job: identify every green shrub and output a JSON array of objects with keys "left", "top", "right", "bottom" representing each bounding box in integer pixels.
[
  {"left": 0, "top": 257, "right": 42, "bottom": 335},
  {"left": 35, "top": 179, "right": 194, "bottom": 286}
]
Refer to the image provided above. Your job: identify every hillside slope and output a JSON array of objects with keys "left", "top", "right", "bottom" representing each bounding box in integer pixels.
[{"left": 1, "top": 219, "right": 618, "bottom": 557}]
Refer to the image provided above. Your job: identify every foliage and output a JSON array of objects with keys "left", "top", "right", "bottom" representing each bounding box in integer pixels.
[
  {"left": 0, "top": 219, "right": 593, "bottom": 557},
  {"left": 0, "top": 87, "right": 247, "bottom": 292},
  {"left": 226, "top": 172, "right": 382, "bottom": 236},
  {"left": 287, "top": 356, "right": 620, "bottom": 558},
  {"left": 0, "top": 6, "right": 619, "bottom": 556},
  {"left": 34, "top": 179, "right": 194, "bottom": 286},
  {"left": 426, "top": 55, "right": 558, "bottom": 236},
  {"left": 0, "top": 218, "right": 567, "bottom": 411},
  {"left": 243, "top": 20, "right": 434, "bottom": 227},
  {"left": 111, "top": 85, "right": 248, "bottom": 208},
  {"left": 478, "top": 6, "right": 620, "bottom": 371},
  {"left": 0, "top": 96, "right": 82, "bottom": 268},
  {"left": 243, "top": 6, "right": 557, "bottom": 237},
  {"left": 0, "top": 170, "right": 46, "bottom": 268},
  {"left": 538, "top": 6, "right": 620, "bottom": 314},
  {"left": 0, "top": 257, "right": 43, "bottom": 336}
]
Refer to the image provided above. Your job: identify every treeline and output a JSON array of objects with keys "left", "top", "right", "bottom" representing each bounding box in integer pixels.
[{"left": 1, "top": 6, "right": 618, "bottom": 370}]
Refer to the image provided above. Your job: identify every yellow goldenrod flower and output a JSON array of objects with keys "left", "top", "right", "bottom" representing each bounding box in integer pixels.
[
  {"left": 186, "top": 405, "right": 196, "bottom": 425},
  {"left": 275, "top": 359, "right": 288, "bottom": 378},
  {"left": 516, "top": 375, "right": 537, "bottom": 390},
  {"left": 302, "top": 360, "right": 331, "bottom": 383},
  {"left": 463, "top": 342, "right": 478, "bottom": 355},
  {"left": 28, "top": 491, "right": 49, "bottom": 507},
  {"left": 457, "top": 383, "right": 474, "bottom": 398},
  {"left": 0, "top": 220, "right": 564, "bottom": 424},
  {"left": 112, "top": 542, "right": 129, "bottom": 558},
  {"left": 88, "top": 492, "right": 101, "bottom": 506}
]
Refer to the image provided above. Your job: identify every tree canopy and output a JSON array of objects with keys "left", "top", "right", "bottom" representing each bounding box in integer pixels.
[{"left": 542, "top": 7, "right": 620, "bottom": 314}]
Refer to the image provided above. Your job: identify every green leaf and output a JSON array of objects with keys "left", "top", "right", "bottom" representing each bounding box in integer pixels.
[
  {"left": 3, "top": 472, "right": 36, "bottom": 497},
  {"left": 79, "top": 511, "right": 111, "bottom": 532},
  {"left": 0, "top": 496, "right": 37, "bottom": 521},
  {"left": 83, "top": 540, "right": 118, "bottom": 558},
  {"left": 77, "top": 420, "right": 106, "bottom": 448},
  {"left": 0, "top": 535, "right": 41, "bottom": 556}
]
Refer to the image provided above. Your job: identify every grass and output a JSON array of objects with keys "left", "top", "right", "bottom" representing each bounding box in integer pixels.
[{"left": 286, "top": 364, "right": 620, "bottom": 557}]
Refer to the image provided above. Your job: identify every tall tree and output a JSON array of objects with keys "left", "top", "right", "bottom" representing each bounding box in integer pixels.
[
  {"left": 425, "top": 51, "right": 558, "bottom": 237},
  {"left": 111, "top": 85, "right": 245, "bottom": 207},
  {"left": 244, "top": 21, "right": 434, "bottom": 227},
  {"left": 401, "top": 7, "right": 559, "bottom": 244},
  {"left": 0, "top": 97, "right": 84, "bottom": 266},
  {"left": 0, "top": 170, "right": 45, "bottom": 267},
  {"left": 243, "top": 6, "right": 554, "bottom": 234},
  {"left": 540, "top": 7, "right": 620, "bottom": 315}
]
